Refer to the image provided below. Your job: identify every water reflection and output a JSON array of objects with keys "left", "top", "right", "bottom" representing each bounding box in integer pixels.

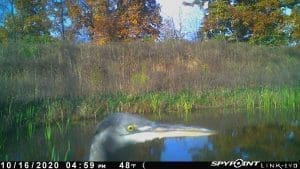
[
  {"left": 1, "top": 111, "right": 300, "bottom": 161},
  {"left": 192, "top": 125, "right": 300, "bottom": 161},
  {"left": 161, "top": 137, "right": 211, "bottom": 161}
]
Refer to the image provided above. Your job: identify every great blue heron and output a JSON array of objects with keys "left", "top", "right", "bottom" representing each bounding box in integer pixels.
[{"left": 89, "top": 112, "right": 216, "bottom": 161}]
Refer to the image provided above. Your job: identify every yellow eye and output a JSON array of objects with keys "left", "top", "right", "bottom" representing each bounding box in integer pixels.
[{"left": 127, "top": 124, "right": 136, "bottom": 132}]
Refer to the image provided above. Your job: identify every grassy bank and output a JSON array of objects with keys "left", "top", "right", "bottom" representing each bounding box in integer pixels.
[
  {"left": 0, "top": 40, "right": 299, "bottom": 102},
  {"left": 0, "top": 40, "right": 299, "bottom": 130},
  {"left": 1, "top": 87, "right": 299, "bottom": 128}
]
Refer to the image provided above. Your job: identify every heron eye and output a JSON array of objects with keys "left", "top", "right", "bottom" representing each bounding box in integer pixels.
[{"left": 127, "top": 124, "right": 136, "bottom": 132}]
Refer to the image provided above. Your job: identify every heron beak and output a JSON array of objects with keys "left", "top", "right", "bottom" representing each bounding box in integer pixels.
[
  {"left": 124, "top": 123, "right": 216, "bottom": 143},
  {"left": 150, "top": 123, "right": 216, "bottom": 138}
]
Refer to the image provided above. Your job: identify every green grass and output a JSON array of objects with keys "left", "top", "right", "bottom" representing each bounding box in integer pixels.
[
  {"left": 45, "top": 124, "right": 52, "bottom": 143},
  {"left": 0, "top": 87, "right": 299, "bottom": 129},
  {"left": 44, "top": 120, "right": 72, "bottom": 160},
  {"left": 0, "top": 128, "right": 6, "bottom": 156},
  {"left": 56, "top": 118, "right": 71, "bottom": 135},
  {"left": 64, "top": 141, "right": 71, "bottom": 161},
  {"left": 25, "top": 106, "right": 36, "bottom": 139},
  {"left": 49, "top": 141, "right": 70, "bottom": 161}
]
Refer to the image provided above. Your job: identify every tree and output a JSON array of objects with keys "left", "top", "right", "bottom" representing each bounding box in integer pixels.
[
  {"left": 82, "top": 0, "right": 162, "bottom": 44},
  {"left": 50, "top": 0, "right": 93, "bottom": 42},
  {"left": 202, "top": 0, "right": 232, "bottom": 40},
  {"left": 15, "top": 0, "right": 50, "bottom": 36},
  {"left": 48, "top": 0, "right": 84, "bottom": 41},
  {"left": 290, "top": 6, "right": 300, "bottom": 43},
  {"left": 283, "top": 1, "right": 300, "bottom": 45},
  {"left": 201, "top": 0, "right": 294, "bottom": 45},
  {"left": 85, "top": 0, "right": 112, "bottom": 44},
  {"left": 0, "top": 27, "right": 8, "bottom": 43},
  {"left": 3, "top": 0, "right": 51, "bottom": 41},
  {"left": 160, "top": 17, "right": 181, "bottom": 40},
  {"left": 48, "top": 0, "right": 68, "bottom": 40},
  {"left": 114, "top": 0, "right": 161, "bottom": 41},
  {"left": 0, "top": 0, "right": 12, "bottom": 43}
]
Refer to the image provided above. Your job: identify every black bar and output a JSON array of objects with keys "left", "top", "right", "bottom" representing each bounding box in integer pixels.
[
  {"left": 0, "top": 161, "right": 299, "bottom": 169},
  {"left": 144, "top": 162, "right": 213, "bottom": 169}
]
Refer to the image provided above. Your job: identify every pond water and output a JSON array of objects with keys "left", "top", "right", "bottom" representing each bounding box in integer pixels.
[{"left": 2, "top": 110, "right": 300, "bottom": 161}]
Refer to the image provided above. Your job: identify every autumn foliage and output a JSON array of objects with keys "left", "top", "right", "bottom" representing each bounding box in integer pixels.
[
  {"left": 202, "top": 0, "right": 299, "bottom": 45},
  {"left": 0, "top": 0, "right": 299, "bottom": 46},
  {"left": 0, "top": 0, "right": 161, "bottom": 44},
  {"left": 81, "top": 0, "right": 162, "bottom": 44}
]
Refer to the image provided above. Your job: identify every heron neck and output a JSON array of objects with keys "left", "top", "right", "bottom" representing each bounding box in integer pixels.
[{"left": 89, "top": 134, "right": 107, "bottom": 161}]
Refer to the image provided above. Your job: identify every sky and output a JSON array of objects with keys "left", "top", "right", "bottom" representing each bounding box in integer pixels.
[{"left": 157, "top": 0, "right": 205, "bottom": 40}]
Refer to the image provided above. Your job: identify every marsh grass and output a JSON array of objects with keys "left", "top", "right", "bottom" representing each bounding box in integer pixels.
[
  {"left": 0, "top": 128, "right": 6, "bottom": 156},
  {"left": 0, "top": 40, "right": 299, "bottom": 102},
  {"left": 147, "top": 93, "right": 163, "bottom": 118},
  {"left": 44, "top": 122, "right": 72, "bottom": 160},
  {"left": 56, "top": 118, "right": 71, "bottom": 135},
  {"left": 49, "top": 141, "right": 70, "bottom": 161},
  {"left": 50, "top": 146, "right": 59, "bottom": 161},
  {"left": 70, "top": 87, "right": 299, "bottom": 119},
  {"left": 1, "top": 87, "right": 298, "bottom": 129},
  {"left": 45, "top": 124, "right": 52, "bottom": 143},
  {"left": 25, "top": 106, "right": 36, "bottom": 139},
  {"left": 64, "top": 141, "right": 71, "bottom": 161}
]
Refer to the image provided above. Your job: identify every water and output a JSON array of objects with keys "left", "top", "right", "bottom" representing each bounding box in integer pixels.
[{"left": 1, "top": 110, "right": 299, "bottom": 161}]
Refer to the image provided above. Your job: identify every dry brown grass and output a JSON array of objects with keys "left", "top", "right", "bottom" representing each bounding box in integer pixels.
[{"left": 0, "top": 40, "right": 299, "bottom": 102}]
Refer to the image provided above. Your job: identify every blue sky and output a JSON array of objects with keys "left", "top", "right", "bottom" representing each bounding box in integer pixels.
[{"left": 157, "top": 0, "right": 204, "bottom": 40}]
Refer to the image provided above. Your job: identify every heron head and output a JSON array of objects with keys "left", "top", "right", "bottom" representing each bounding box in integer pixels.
[
  {"left": 94, "top": 113, "right": 215, "bottom": 147},
  {"left": 89, "top": 112, "right": 216, "bottom": 160}
]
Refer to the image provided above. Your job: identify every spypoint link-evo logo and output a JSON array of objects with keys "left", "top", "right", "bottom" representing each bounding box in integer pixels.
[{"left": 211, "top": 159, "right": 260, "bottom": 168}]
